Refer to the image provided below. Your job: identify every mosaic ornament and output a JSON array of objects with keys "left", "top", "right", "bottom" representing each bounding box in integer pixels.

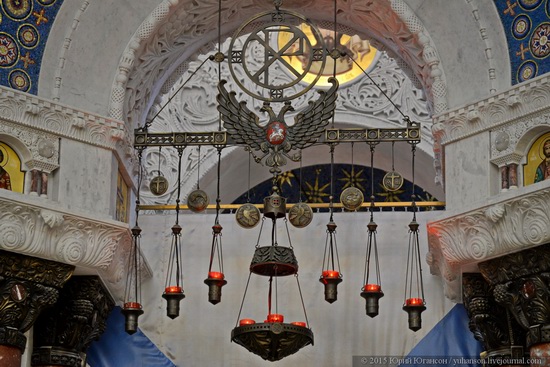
[
  {"left": 288, "top": 202, "right": 313, "bottom": 228},
  {"left": 518, "top": 0, "right": 543, "bottom": 11},
  {"left": 38, "top": 0, "right": 57, "bottom": 6},
  {"left": 0, "top": 33, "right": 19, "bottom": 68},
  {"left": 187, "top": 189, "right": 209, "bottom": 213},
  {"left": 517, "top": 60, "right": 537, "bottom": 82},
  {"left": 512, "top": 14, "right": 531, "bottom": 40},
  {"left": 18, "top": 24, "right": 39, "bottom": 49},
  {"left": 530, "top": 23, "right": 550, "bottom": 58},
  {"left": 383, "top": 171, "right": 404, "bottom": 192},
  {"left": 8, "top": 69, "right": 30, "bottom": 91},
  {"left": 340, "top": 186, "right": 364, "bottom": 211},
  {"left": 235, "top": 203, "right": 261, "bottom": 228},
  {"left": 1, "top": 0, "right": 32, "bottom": 20}
]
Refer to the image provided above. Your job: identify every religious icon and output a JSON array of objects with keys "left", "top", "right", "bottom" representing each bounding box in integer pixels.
[
  {"left": 534, "top": 139, "right": 550, "bottom": 183},
  {"left": 0, "top": 149, "right": 12, "bottom": 191}
]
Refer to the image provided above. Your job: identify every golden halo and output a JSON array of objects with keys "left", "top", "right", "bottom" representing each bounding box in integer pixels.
[
  {"left": 0, "top": 145, "right": 8, "bottom": 167},
  {"left": 538, "top": 136, "right": 550, "bottom": 161}
]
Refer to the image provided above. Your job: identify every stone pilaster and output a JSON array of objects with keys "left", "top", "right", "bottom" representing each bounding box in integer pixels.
[
  {"left": 462, "top": 273, "right": 527, "bottom": 366},
  {"left": 479, "top": 243, "right": 550, "bottom": 366},
  {"left": 31, "top": 276, "right": 115, "bottom": 367},
  {"left": 0, "top": 250, "right": 74, "bottom": 367}
]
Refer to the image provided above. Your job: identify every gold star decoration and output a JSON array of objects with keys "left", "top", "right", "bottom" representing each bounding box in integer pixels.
[
  {"left": 338, "top": 167, "right": 366, "bottom": 191},
  {"left": 377, "top": 182, "right": 404, "bottom": 202},
  {"left": 304, "top": 169, "right": 331, "bottom": 203},
  {"left": 277, "top": 171, "right": 295, "bottom": 188}
]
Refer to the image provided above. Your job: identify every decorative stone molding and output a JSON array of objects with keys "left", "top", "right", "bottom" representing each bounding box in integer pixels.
[
  {"left": 0, "top": 193, "right": 152, "bottom": 302},
  {"left": 0, "top": 86, "right": 131, "bottom": 156},
  {"left": 0, "top": 120, "right": 59, "bottom": 173},
  {"left": 0, "top": 250, "right": 75, "bottom": 352},
  {"left": 432, "top": 75, "right": 550, "bottom": 147},
  {"left": 110, "top": 0, "right": 447, "bottom": 130},
  {"left": 32, "top": 276, "right": 115, "bottom": 367},
  {"left": 427, "top": 186, "right": 550, "bottom": 302}
]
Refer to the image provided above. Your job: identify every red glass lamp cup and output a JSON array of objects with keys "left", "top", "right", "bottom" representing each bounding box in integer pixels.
[
  {"left": 266, "top": 314, "right": 284, "bottom": 323},
  {"left": 239, "top": 318, "right": 256, "bottom": 326},
  {"left": 162, "top": 286, "right": 185, "bottom": 319},
  {"left": 291, "top": 321, "right": 306, "bottom": 327},
  {"left": 320, "top": 270, "right": 342, "bottom": 304},
  {"left": 204, "top": 272, "right": 227, "bottom": 305},
  {"left": 121, "top": 302, "right": 144, "bottom": 335}
]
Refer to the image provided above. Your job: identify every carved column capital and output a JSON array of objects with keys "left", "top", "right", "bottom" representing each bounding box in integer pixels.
[
  {"left": 32, "top": 276, "right": 115, "bottom": 367},
  {"left": 0, "top": 250, "right": 74, "bottom": 352},
  {"left": 462, "top": 273, "right": 526, "bottom": 361},
  {"left": 480, "top": 244, "right": 550, "bottom": 348}
]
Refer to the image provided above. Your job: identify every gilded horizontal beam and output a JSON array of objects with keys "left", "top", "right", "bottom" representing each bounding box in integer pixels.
[{"left": 139, "top": 201, "right": 444, "bottom": 211}]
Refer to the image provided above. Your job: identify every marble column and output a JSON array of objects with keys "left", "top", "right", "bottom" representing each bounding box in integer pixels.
[
  {"left": 0, "top": 250, "right": 74, "bottom": 367},
  {"left": 500, "top": 165, "right": 509, "bottom": 192},
  {"left": 479, "top": 243, "right": 550, "bottom": 367},
  {"left": 462, "top": 273, "right": 527, "bottom": 367},
  {"left": 31, "top": 276, "right": 115, "bottom": 367}
]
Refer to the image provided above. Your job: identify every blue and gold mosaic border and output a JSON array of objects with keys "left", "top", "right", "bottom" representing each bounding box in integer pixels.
[
  {"left": 495, "top": 0, "right": 550, "bottom": 84},
  {"left": 0, "top": 0, "right": 64, "bottom": 94}
]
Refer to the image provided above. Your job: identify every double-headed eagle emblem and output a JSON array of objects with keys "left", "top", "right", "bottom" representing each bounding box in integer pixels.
[{"left": 217, "top": 77, "right": 339, "bottom": 174}]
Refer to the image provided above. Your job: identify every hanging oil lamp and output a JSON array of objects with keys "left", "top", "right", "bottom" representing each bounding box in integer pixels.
[
  {"left": 320, "top": 144, "right": 343, "bottom": 303},
  {"left": 360, "top": 144, "right": 384, "bottom": 317},
  {"left": 403, "top": 142, "right": 426, "bottom": 331},
  {"left": 231, "top": 187, "right": 313, "bottom": 361},
  {"left": 162, "top": 148, "right": 186, "bottom": 319},
  {"left": 204, "top": 148, "right": 227, "bottom": 304}
]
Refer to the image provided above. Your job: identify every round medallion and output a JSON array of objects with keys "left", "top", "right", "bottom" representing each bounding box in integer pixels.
[
  {"left": 518, "top": 0, "right": 542, "bottom": 11},
  {"left": 149, "top": 175, "right": 169, "bottom": 196},
  {"left": 18, "top": 24, "right": 39, "bottom": 49},
  {"left": 8, "top": 69, "right": 30, "bottom": 92},
  {"left": 266, "top": 121, "right": 287, "bottom": 145},
  {"left": 512, "top": 14, "right": 531, "bottom": 40},
  {"left": 494, "top": 132, "right": 510, "bottom": 152},
  {"left": 288, "top": 202, "right": 313, "bottom": 228},
  {"left": 270, "top": 322, "right": 284, "bottom": 334},
  {"left": 0, "top": 33, "right": 19, "bottom": 68},
  {"left": 1, "top": 0, "right": 32, "bottom": 20},
  {"left": 187, "top": 189, "right": 209, "bottom": 213},
  {"left": 340, "top": 186, "right": 364, "bottom": 211},
  {"left": 227, "top": 8, "right": 327, "bottom": 102},
  {"left": 383, "top": 171, "right": 404, "bottom": 192},
  {"left": 235, "top": 203, "right": 261, "bottom": 228},
  {"left": 517, "top": 60, "right": 537, "bottom": 83},
  {"left": 38, "top": 139, "right": 55, "bottom": 158},
  {"left": 10, "top": 283, "right": 27, "bottom": 302},
  {"left": 530, "top": 23, "right": 550, "bottom": 58}
]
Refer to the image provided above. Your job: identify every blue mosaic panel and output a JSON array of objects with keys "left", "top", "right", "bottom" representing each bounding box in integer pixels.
[
  {"left": 0, "top": 0, "right": 64, "bottom": 94},
  {"left": 494, "top": 0, "right": 550, "bottom": 84},
  {"left": 231, "top": 163, "right": 441, "bottom": 211}
]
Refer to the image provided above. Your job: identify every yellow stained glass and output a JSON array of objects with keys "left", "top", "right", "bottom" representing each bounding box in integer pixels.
[
  {"left": 279, "top": 24, "right": 377, "bottom": 87},
  {"left": 0, "top": 142, "right": 24, "bottom": 193}
]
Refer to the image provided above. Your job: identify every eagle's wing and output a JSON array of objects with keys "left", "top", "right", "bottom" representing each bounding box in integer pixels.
[
  {"left": 288, "top": 77, "right": 339, "bottom": 150},
  {"left": 217, "top": 80, "right": 264, "bottom": 150}
]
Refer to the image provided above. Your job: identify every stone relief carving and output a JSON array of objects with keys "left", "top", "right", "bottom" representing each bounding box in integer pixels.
[
  {"left": 0, "top": 197, "right": 151, "bottom": 302},
  {"left": 0, "top": 86, "right": 130, "bottom": 152},
  {"left": 110, "top": 0, "right": 446, "bottom": 132},
  {"left": 427, "top": 187, "right": 550, "bottom": 301}
]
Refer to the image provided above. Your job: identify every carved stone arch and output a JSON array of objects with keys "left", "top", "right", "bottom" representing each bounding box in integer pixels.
[
  {"left": 0, "top": 132, "right": 33, "bottom": 170},
  {"left": 515, "top": 125, "right": 550, "bottom": 158},
  {"left": 109, "top": 0, "right": 448, "bottom": 132}
]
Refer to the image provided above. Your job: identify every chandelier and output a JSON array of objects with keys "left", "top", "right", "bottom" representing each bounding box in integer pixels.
[{"left": 126, "top": 0, "right": 426, "bottom": 361}]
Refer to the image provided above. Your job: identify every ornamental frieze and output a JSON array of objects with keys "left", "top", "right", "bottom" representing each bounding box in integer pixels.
[
  {"left": 0, "top": 196, "right": 151, "bottom": 301},
  {"left": 427, "top": 186, "right": 550, "bottom": 302}
]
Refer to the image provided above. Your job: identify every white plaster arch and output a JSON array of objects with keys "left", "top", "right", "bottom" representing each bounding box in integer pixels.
[{"left": 109, "top": 0, "right": 448, "bottom": 130}]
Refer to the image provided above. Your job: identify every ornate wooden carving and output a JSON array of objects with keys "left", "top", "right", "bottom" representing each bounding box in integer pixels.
[
  {"left": 480, "top": 244, "right": 550, "bottom": 348},
  {"left": 0, "top": 250, "right": 74, "bottom": 352},
  {"left": 31, "top": 276, "right": 115, "bottom": 367},
  {"left": 462, "top": 273, "right": 526, "bottom": 359}
]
